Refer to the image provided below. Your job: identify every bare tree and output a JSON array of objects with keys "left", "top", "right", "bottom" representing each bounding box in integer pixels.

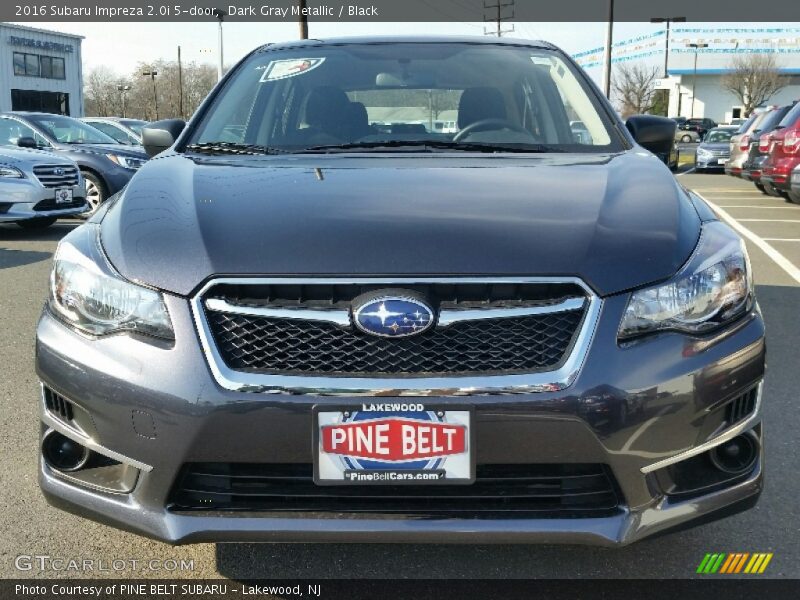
[
  {"left": 84, "top": 61, "right": 217, "bottom": 121},
  {"left": 612, "top": 63, "right": 660, "bottom": 118},
  {"left": 722, "top": 54, "right": 786, "bottom": 117}
]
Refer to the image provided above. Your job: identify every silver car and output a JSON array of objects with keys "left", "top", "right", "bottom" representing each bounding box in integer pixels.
[{"left": 0, "top": 147, "right": 86, "bottom": 229}]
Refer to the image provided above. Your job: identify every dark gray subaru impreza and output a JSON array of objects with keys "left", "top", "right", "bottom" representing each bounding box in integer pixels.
[{"left": 37, "top": 37, "right": 765, "bottom": 545}]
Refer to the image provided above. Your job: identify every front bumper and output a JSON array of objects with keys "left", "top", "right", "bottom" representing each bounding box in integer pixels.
[
  {"left": 0, "top": 180, "right": 86, "bottom": 222},
  {"left": 36, "top": 292, "right": 766, "bottom": 546},
  {"left": 696, "top": 155, "right": 729, "bottom": 170}
]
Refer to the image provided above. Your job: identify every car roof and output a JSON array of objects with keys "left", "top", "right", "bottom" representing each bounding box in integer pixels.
[{"left": 256, "top": 35, "right": 557, "bottom": 53}]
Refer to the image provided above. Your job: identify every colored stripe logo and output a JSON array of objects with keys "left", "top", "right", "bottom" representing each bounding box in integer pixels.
[{"left": 697, "top": 553, "right": 773, "bottom": 574}]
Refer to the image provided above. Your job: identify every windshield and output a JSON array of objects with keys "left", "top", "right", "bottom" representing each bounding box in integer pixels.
[
  {"left": 28, "top": 115, "right": 117, "bottom": 144},
  {"left": 120, "top": 119, "right": 147, "bottom": 135},
  {"left": 704, "top": 129, "right": 733, "bottom": 143},
  {"left": 188, "top": 42, "right": 618, "bottom": 154},
  {"left": 777, "top": 103, "right": 800, "bottom": 128}
]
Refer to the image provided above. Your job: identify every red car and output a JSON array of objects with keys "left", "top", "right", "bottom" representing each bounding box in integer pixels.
[{"left": 761, "top": 102, "right": 800, "bottom": 201}]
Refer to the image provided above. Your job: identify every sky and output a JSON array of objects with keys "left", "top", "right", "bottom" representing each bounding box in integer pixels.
[{"left": 11, "top": 20, "right": 792, "bottom": 85}]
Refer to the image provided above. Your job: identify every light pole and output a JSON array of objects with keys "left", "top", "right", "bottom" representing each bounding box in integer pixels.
[
  {"left": 141, "top": 70, "right": 158, "bottom": 121},
  {"left": 687, "top": 43, "right": 708, "bottom": 119},
  {"left": 298, "top": 0, "right": 308, "bottom": 39},
  {"left": 650, "top": 16, "right": 686, "bottom": 78},
  {"left": 116, "top": 84, "right": 130, "bottom": 118},
  {"left": 214, "top": 9, "right": 226, "bottom": 81},
  {"left": 602, "top": 0, "right": 614, "bottom": 98}
]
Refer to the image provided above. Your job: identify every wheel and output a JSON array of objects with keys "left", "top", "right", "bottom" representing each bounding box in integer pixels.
[
  {"left": 788, "top": 190, "right": 800, "bottom": 204},
  {"left": 763, "top": 183, "right": 782, "bottom": 198},
  {"left": 80, "top": 171, "right": 107, "bottom": 217},
  {"left": 681, "top": 134, "right": 692, "bottom": 143},
  {"left": 16, "top": 217, "right": 57, "bottom": 229},
  {"left": 755, "top": 182, "right": 767, "bottom": 194}
]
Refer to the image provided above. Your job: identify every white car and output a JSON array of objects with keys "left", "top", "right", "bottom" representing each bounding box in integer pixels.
[{"left": 0, "top": 147, "right": 87, "bottom": 228}]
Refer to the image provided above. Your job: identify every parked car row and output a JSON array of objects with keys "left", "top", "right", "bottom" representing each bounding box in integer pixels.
[
  {"left": 725, "top": 102, "right": 800, "bottom": 203},
  {"left": 0, "top": 112, "right": 150, "bottom": 228}
]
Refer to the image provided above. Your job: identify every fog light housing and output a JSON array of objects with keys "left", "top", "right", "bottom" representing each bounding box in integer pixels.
[
  {"left": 709, "top": 434, "right": 759, "bottom": 475},
  {"left": 42, "top": 430, "right": 90, "bottom": 472}
]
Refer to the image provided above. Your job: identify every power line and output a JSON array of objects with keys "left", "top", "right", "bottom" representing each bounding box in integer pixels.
[{"left": 483, "top": 0, "right": 515, "bottom": 37}]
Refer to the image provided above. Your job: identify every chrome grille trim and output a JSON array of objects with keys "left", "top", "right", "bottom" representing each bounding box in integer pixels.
[
  {"left": 191, "top": 277, "right": 602, "bottom": 397},
  {"left": 32, "top": 164, "right": 80, "bottom": 188},
  {"left": 204, "top": 295, "right": 586, "bottom": 328}
]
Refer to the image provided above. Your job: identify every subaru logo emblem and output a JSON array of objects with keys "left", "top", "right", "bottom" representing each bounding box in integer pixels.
[
  {"left": 353, "top": 293, "right": 434, "bottom": 338},
  {"left": 54, "top": 168, "right": 64, "bottom": 176}
]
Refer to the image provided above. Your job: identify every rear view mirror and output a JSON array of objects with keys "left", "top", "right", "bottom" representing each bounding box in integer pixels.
[
  {"left": 625, "top": 115, "right": 676, "bottom": 157},
  {"left": 141, "top": 119, "right": 186, "bottom": 157},
  {"left": 16, "top": 137, "right": 38, "bottom": 149}
]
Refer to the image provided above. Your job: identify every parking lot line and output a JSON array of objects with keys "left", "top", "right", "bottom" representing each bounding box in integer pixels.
[
  {"left": 715, "top": 205, "right": 800, "bottom": 209},
  {"left": 696, "top": 193, "right": 800, "bottom": 285},
  {"left": 763, "top": 238, "right": 800, "bottom": 242},
  {"left": 739, "top": 219, "right": 800, "bottom": 223}
]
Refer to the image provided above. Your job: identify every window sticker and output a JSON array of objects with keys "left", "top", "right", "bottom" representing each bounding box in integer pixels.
[{"left": 258, "top": 57, "right": 326, "bottom": 82}]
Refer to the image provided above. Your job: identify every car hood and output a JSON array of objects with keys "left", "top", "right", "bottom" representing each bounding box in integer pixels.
[
  {"left": 57, "top": 143, "right": 147, "bottom": 158},
  {"left": 699, "top": 142, "right": 731, "bottom": 151},
  {"left": 0, "top": 146, "right": 73, "bottom": 166},
  {"left": 100, "top": 151, "right": 701, "bottom": 297}
]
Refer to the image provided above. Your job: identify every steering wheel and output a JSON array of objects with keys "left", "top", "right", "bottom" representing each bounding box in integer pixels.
[{"left": 453, "top": 118, "right": 533, "bottom": 142}]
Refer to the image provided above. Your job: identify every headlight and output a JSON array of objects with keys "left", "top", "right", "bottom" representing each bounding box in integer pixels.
[
  {"left": 619, "top": 221, "right": 752, "bottom": 340},
  {"left": 0, "top": 164, "right": 23, "bottom": 178},
  {"left": 49, "top": 224, "right": 173, "bottom": 339},
  {"left": 106, "top": 154, "right": 146, "bottom": 170}
]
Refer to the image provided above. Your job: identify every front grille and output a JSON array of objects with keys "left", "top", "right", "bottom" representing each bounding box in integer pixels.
[
  {"left": 32, "top": 164, "right": 80, "bottom": 188},
  {"left": 202, "top": 281, "right": 587, "bottom": 377},
  {"left": 208, "top": 310, "right": 583, "bottom": 376},
  {"left": 726, "top": 387, "right": 758, "bottom": 425},
  {"left": 43, "top": 387, "right": 74, "bottom": 422},
  {"left": 168, "top": 463, "right": 622, "bottom": 516},
  {"left": 33, "top": 198, "right": 87, "bottom": 212}
]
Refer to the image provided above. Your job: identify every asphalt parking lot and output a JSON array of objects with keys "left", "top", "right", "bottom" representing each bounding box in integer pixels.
[{"left": 1, "top": 167, "right": 799, "bottom": 580}]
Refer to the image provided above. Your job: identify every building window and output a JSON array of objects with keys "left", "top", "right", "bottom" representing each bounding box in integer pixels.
[
  {"left": 12, "top": 52, "right": 66, "bottom": 80},
  {"left": 11, "top": 89, "right": 70, "bottom": 115}
]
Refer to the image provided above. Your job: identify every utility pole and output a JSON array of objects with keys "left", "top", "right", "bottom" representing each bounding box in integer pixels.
[
  {"left": 650, "top": 16, "right": 686, "bottom": 78},
  {"left": 142, "top": 70, "right": 158, "bottom": 120},
  {"left": 116, "top": 84, "right": 130, "bottom": 118},
  {"left": 298, "top": 0, "right": 309, "bottom": 39},
  {"left": 688, "top": 42, "right": 708, "bottom": 119},
  {"left": 214, "top": 9, "right": 226, "bottom": 81},
  {"left": 602, "top": 0, "right": 614, "bottom": 98},
  {"left": 483, "top": 0, "right": 514, "bottom": 37},
  {"left": 177, "top": 45, "right": 184, "bottom": 119}
]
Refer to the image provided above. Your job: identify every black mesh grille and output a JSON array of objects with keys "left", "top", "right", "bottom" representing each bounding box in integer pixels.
[
  {"left": 168, "top": 463, "right": 622, "bottom": 517},
  {"left": 33, "top": 198, "right": 87, "bottom": 212},
  {"left": 206, "top": 309, "right": 584, "bottom": 376}
]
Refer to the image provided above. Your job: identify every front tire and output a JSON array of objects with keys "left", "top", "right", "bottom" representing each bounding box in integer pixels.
[
  {"left": 80, "top": 171, "right": 107, "bottom": 218},
  {"left": 16, "top": 217, "right": 57, "bottom": 229},
  {"left": 681, "top": 134, "right": 692, "bottom": 143}
]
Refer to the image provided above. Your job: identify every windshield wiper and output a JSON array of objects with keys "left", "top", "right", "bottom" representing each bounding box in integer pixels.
[
  {"left": 185, "top": 142, "right": 290, "bottom": 156},
  {"left": 297, "top": 140, "right": 563, "bottom": 154}
]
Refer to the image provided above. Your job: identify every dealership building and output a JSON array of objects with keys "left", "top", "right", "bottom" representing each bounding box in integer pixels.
[
  {"left": 574, "top": 27, "right": 800, "bottom": 123},
  {"left": 0, "top": 23, "right": 84, "bottom": 116}
]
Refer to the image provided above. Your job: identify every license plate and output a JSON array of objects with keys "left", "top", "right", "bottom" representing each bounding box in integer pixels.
[
  {"left": 54, "top": 188, "right": 73, "bottom": 204},
  {"left": 718, "top": 159, "right": 727, "bottom": 165},
  {"left": 314, "top": 404, "right": 473, "bottom": 485}
]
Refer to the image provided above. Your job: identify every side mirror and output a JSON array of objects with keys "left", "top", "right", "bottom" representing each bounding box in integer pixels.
[
  {"left": 141, "top": 119, "right": 186, "bottom": 157},
  {"left": 17, "top": 136, "right": 38, "bottom": 149},
  {"left": 625, "top": 115, "right": 677, "bottom": 157}
]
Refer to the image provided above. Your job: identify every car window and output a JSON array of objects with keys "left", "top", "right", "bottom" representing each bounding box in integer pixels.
[
  {"left": 26, "top": 115, "right": 117, "bottom": 145},
  {"left": 777, "top": 103, "right": 800, "bottom": 128},
  {"left": 0, "top": 117, "right": 50, "bottom": 148},
  {"left": 705, "top": 129, "right": 733, "bottom": 143},
  {"left": 758, "top": 106, "right": 791, "bottom": 133},
  {"left": 120, "top": 119, "right": 147, "bottom": 135},
  {"left": 86, "top": 121, "right": 130, "bottom": 144},
  {"left": 189, "top": 43, "right": 618, "bottom": 153},
  {"left": 736, "top": 114, "right": 757, "bottom": 134}
]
